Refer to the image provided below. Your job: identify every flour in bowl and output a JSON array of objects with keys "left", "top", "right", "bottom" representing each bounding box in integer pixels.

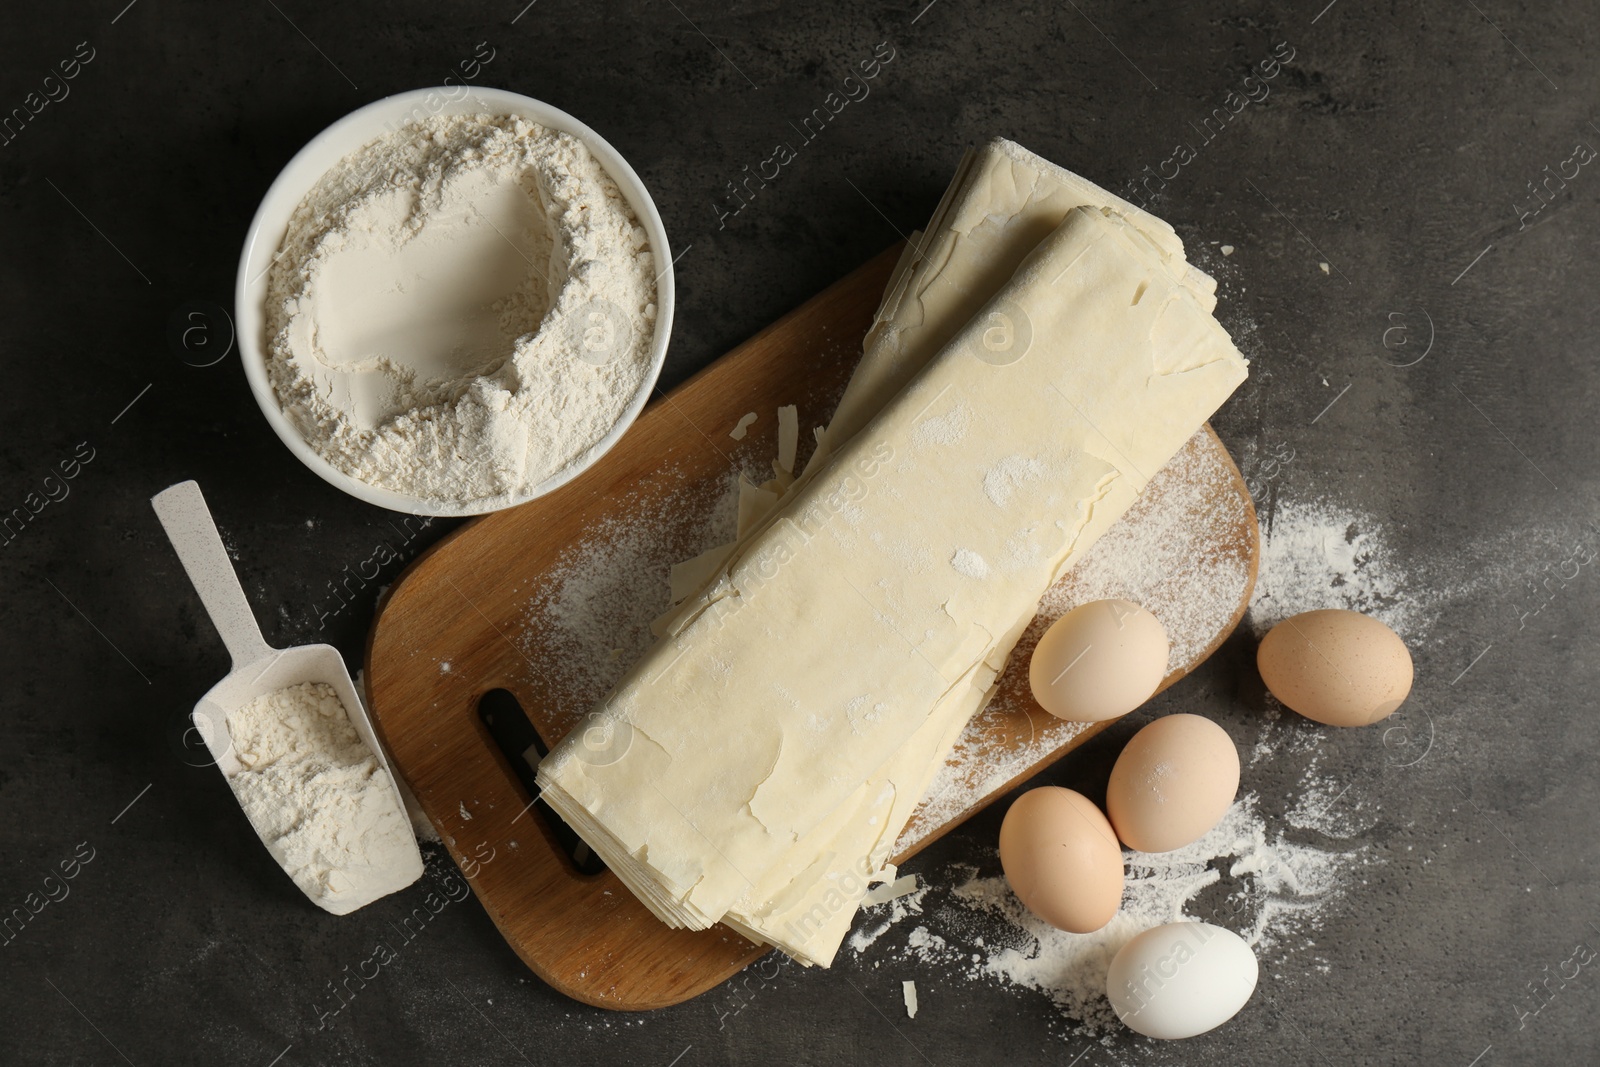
[{"left": 264, "top": 114, "right": 657, "bottom": 510}]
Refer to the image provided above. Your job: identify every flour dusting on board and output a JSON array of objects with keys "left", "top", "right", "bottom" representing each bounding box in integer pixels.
[
  {"left": 516, "top": 470, "right": 740, "bottom": 723},
  {"left": 1038, "top": 436, "right": 1251, "bottom": 671},
  {"left": 899, "top": 432, "right": 1253, "bottom": 850}
]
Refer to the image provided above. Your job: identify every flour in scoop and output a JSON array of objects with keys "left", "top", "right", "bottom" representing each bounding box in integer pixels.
[
  {"left": 225, "top": 682, "right": 419, "bottom": 915},
  {"left": 264, "top": 114, "right": 657, "bottom": 509}
]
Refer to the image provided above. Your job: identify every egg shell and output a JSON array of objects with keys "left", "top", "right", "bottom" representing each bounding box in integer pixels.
[
  {"left": 1107, "top": 714, "right": 1239, "bottom": 853},
  {"left": 1029, "top": 599, "right": 1169, "bottom": 723},
  {"left": 1257, "top": 609, "right": 1413, "bottom": 727},
  {"left": 998, "top": 787, "right": 1124, "bottom": 933},
  {"left": 1106, "top": 921, "right": 1258, "bottom": 1039}
]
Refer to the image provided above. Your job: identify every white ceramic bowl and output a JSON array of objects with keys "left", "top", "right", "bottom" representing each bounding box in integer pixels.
[{"left": 235, "top": 87, "right": 674, "bottom": 516}]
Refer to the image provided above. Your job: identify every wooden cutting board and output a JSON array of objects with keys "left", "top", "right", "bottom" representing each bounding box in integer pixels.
[{"left": 364, "top": 245, "right": 1259, "bottom": 1011}]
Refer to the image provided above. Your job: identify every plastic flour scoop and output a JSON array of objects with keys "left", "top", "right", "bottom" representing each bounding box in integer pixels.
[{"left": 152, "top": 479, "right": 423, "bottom": 914}]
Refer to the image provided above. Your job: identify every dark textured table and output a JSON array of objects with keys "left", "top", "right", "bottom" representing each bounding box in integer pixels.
[{"left": 3, "top": 2, "right": 1597, "bottom": 1064}]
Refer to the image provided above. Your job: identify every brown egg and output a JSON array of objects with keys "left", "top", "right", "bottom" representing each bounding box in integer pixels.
[
  {"left": 1029, "top": 599, "right": 1169, "bottom": 723},
  {"left": 1106, "top": 714, "right": 1240, "bottom": 853},
  {"left": 998, "top": 787, "right": 1124, "bottom": 933},
  {"left": 1257, "top": 609, "right": 1413, "bottom": 727}
]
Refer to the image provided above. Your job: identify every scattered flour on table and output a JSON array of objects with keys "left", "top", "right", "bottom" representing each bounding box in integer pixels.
[
  {"left": 1284, "top": 750, "right": 1382, "bottom": 838},
  {"left": 851, "top": 881, "right": 934, "bottom": 954},
  {"left": 225, "top": 682, "right": 417, "bottom": 914},
  {"left": 852, "top": 792, "right": 1365, "bottom": 1036},
  {"left": 1248, "top": 493, "right": 1589, "bottom": 652},
  {"left": 1246, "top": 496, "right": 1457, "bottom": 643},
  {"left": 1239, "top": 491, "right": 1512, "bottom": 769},
  {"left": 859, "top": 489, "right": 1481, "bottom": 1035}
]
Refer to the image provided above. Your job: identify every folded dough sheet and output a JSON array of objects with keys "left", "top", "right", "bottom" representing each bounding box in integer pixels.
[{"left": 537, "top": 140, "right": 1248, "bottom": 967}]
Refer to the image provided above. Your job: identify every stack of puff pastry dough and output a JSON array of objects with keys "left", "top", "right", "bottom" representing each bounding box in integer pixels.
[{"left": 537, "top": 139, "right": 1248, "bottom": 966}]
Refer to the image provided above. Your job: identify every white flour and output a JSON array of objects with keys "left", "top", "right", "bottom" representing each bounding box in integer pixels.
[
  {"left": 854, "top": 488, "right": 1447, "bottom": 1035},
  {"left": 852, "top": 792, "right": 1364, "bottom": 1035},
  {"left": 1248, "top": 497, "right": 1419, "bottom": 638},
  {"left": 903, "top": 433, "right": 1253, "bottom": 846},
  {"left": 1034, "top": 435, "right": 1252, "bottom": 672},
  {"left": 512, "top": 430, "right": 1255, "bottom": 853},
  {"left": 225, "top": 682, "right": 417, "bottom": 915},
  {"left": 265, "top": 114, "right": 656, "bottom": 510},
  {"left": 950, "top": 548, "right": 990, "bottom": 579},
  {"left": 516, "top": 469, "right": 741, "bottom": 724}
]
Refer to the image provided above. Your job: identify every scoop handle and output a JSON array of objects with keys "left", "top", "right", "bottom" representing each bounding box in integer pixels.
[{"left": 152, "top": 480, "right": 274, "bottom": 670}]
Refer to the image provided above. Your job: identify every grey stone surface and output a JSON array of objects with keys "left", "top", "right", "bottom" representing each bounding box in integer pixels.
[{"left": 2, "top": 1, "right": 1597, "bottom": 1064}]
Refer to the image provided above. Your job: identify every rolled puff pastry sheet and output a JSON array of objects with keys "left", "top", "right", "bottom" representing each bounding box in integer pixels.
[{"left": 536, "top": 204, "right": 1248, "bottom": 964}]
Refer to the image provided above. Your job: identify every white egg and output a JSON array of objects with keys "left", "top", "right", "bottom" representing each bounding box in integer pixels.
[{"left": 1105, "top": 921, "right": 1258, "bottom": 1039}]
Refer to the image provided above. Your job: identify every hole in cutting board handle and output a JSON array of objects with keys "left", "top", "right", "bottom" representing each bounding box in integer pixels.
[{"left": 477, "top": 688, "right": 607, "bottom": 876}]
